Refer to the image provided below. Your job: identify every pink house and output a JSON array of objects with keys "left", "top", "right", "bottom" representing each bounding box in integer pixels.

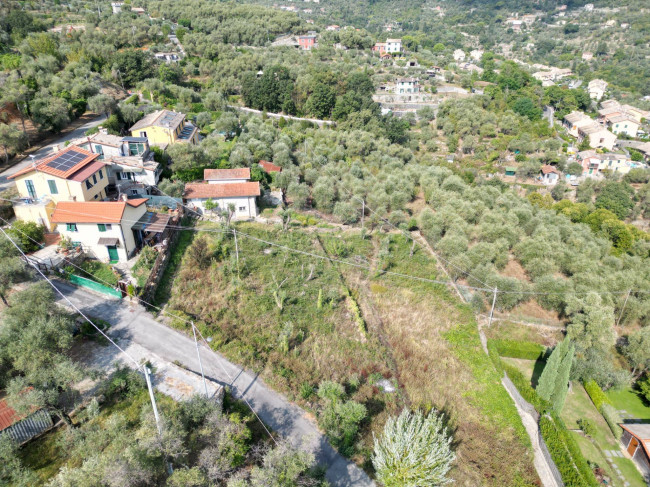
[{"left": 298, "top": 35, "right": 317, "bottom": 50}]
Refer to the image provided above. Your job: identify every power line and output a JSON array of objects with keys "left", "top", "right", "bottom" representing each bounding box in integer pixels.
[{"left": 0, "top": 217, "right": 278, "bottom": 444}]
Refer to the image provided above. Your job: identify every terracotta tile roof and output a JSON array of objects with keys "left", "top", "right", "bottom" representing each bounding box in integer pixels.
[
  {"left": 9, "top": 146, "right": 99, "bottom": 180},
  {"left": 130, "top": 110, "right": 185, "bottom": 132},
  {"left": 204, "top": 168, "right": 251, "bottom": 180},
  {"left": 51, "top": 199, "right": 146, "bottom": 224},
  {"left": 541, "top": 165, "right": 559, "bottom": 175},
  {"left": 184, "top": 182, "right": 261, "bottom": 199},
  {"left": 68, "top": 161, "right": 108, "bottom": 182},
  {"left": 0, "top": 398, "right": 21, "bottom": 430},
  {"left": 259, "top": 160, "right": 282, "bottom": 173}
]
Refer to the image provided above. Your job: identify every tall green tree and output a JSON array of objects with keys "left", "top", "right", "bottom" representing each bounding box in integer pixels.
[{"left": 536, "top": 340, "right": 566, "bottom": 401}]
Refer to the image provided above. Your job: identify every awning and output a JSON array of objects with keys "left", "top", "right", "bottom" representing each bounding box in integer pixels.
[
  {"left": 98, "top": 237, "right": 119, "bottom": 246},
  {"left": 132, "top": 212, "right": 170, "bottom": 233}
]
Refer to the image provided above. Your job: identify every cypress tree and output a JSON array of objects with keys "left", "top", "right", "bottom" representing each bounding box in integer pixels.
[
  {"left": 536, "top": 339, "right": 567, "bottom": 401},
  {"left": 551, "top": 341, "right": 574, "bottom": 412}
]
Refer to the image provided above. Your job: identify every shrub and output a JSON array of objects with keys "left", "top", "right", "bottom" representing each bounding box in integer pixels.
[
  {"left": 372, "top": 409, "right": 455, "bottom": 487},
  {"left": 7, "top": 220, "right": 44, "bottom": 252},
  {"left": 502, "top": 362, "right": 550, "bottom": 413},
  {"left": 600, "top": 404, "right": 622, "bottom": 440},
  {"left": 577, "top": 418, "right": 595, "bottom": 438},
  {"left": 539, "top": 414, "right": 599, "bottom": 487},
  {"left": 583, "top": 380, "right": 612, "bottom": 411},
  {"left": 491, "top": 339, "right": 546, "bottom": 360},
  {"left": 639, "top": 374, "right": 650, "bottom": 402}
]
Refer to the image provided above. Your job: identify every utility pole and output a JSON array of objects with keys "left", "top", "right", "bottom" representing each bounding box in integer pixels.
[
  {"left": 361, "top": 198, "right": 365, "bottom": 230},
  {"left": 233, "top": 228, "right": 240, "bottom": 276},
  {"left": 616, "top": 289, "right": 632, "bottom": 327},
  {"left": 143, "top": 366, "right": 162, "bottom": 435},
  {"left": 487, "top": 287, "right": 498, "bottom": 327},
  {"left": 191, "top": 322, "right": 209, "bottom": 397}
]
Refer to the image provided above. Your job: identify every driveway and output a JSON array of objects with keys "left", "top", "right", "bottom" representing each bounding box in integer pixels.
[
  {"left": 52, "top": 280, "right": 374, "bottom": 487},
  {"left": 0, "top": 114, "right": 107, "bottom": 192}
]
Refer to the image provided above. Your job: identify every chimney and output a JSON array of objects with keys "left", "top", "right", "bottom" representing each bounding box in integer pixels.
[{"left": 121, "top": 194, "right": 128, "bottom": 202}]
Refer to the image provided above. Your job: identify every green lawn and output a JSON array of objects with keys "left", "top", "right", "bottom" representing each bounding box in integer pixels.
[
  {"left": 505, "top": 358, "right": 647, "bottom": 487},
  {"left": 607, "top": 387, "right": 650, "bottom": 420},
  {"left": 77, "top": 260, "right": 119, "bottom": 287}
]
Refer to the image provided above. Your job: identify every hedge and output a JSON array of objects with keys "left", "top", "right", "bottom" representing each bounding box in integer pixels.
[
  {"left": 490, "top": 339, "right": 547, "bottom": 361},
  {"left": 539, "top": 414, "right": 600, "bottom": 487},
  {"left": 583, "top": 380, "right": 612, "bottom": 411},
  {"left": 600, "top": 404, "right": 622, "bottom": 440},
  {"left": 502, "top": 362, "right": 551, "bottom": 413}
]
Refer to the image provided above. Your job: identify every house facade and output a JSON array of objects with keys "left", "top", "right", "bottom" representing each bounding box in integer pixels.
[
  {"left": 588, "top": 79, "right": 608, "bottom": 101},
  {"left": 9, "top": 146, "right": 109, "bottom": 230},
  {"left": 385, "top": 39, "right": 402, "bottom": 53},
  {"left": 540, "top": 165, "right": 560, "bottom": 185},
  {"left": 563, "top": 111, "right": 617, "bottom": 150},
  {"left": 184, "top": 182, "right": 260, "bottom": 219},
  {"left": 51, "top": 199, "right": 148, "bottom": 262},
  {"left": 620, "top": 424, "right": 650, "bottom": 480},
  {"left": 68, "top": 131, "right": 161, "bottom": 196},
  {"left": 129, "top": 110, "right": 199, "bottom": 147},
  {"left": 607, "top": 115, "right": 640, "bottom": 137},
  {"left": 577, "top": 150, "right": 632, "bottom": 177},
  {"left": 298, "top": 34, "right": 317, "bottom": 50},
  {"left": 395, "top": 78, "right": 419, "bottom": 94}
]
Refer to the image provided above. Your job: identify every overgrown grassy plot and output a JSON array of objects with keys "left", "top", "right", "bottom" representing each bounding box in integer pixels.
[
  {"left": 347, "top": 234, "right": 539, "bottom": 486},
  {"left": 165, "top": 222, "right": 401, "bottom": 420},
  {"left": 160, "top": 223, "right": 539, "bottom": 483}
]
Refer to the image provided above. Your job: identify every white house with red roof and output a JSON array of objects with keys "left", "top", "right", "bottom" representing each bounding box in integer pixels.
[
  {"left": 50, "top": 198, "right": 149, "bottom": 262},
  {"left": 184, "top": 182, "right": 260, "bottom": 219},
  {"left": 540, "top": 165, "right": 560, "bottom": 185}
]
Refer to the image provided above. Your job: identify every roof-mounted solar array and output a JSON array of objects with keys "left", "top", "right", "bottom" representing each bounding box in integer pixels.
[{"left": 45, "top": 149, "right": 87, "bottom": 172}]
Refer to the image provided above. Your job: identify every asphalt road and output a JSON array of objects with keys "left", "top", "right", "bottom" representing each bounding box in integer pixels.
[
  {"left": 52, "top": 279, "right": 374, "bottom": 487},
  {"left": 0, "top": 115, "right": 107, "bottom": 192}
]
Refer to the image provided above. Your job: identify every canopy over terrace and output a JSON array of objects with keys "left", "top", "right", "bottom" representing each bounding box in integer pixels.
[{"left": 132, "top": 211, "right": 171, "bottom": 248}]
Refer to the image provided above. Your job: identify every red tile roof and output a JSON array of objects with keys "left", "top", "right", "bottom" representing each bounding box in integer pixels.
[
  {"left": 541, "top": 165, "right": 559, "bottom": 175},
  {"left": 204, "top": 168, "right": 251, "bottom": 180},
  {"left": 9, "top": 146, "right": 99, "bottom": 180},
  {"left": 0, "top": 398, "right": 21, "bottom": 431},
  {"left": 184, "top": 182, "right": 261, "bottom": 199},
  {"left": 68, "top": 161, "right": 108, "bottom": 182},
  {"left": 51, "top": 199, "right": 147, "bottom": 224},
  {"left": 259, "top": 160, "right": 282, "bottom": 173}
]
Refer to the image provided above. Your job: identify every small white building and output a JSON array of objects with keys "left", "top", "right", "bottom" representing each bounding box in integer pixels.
[
  {"left": 395, "top": 78, "right": 419, "bottom": 94},
  {"left": 540, "top": 165, "right": 560, "bottom": 185},
  {"left": 607, "top": 114, "right": 640, "bottom": 137},
  {"left": 184, "top": 182, "right": 260, "bottom": 219},
  {"left": 204, "top": 168, "right": 251, "bottom": 184},
  {"left": 588, "top": 79, "right": 608, "bottom": 101},
  {"left": 453, "top": 49, "right": 466, "bottom": 62},
  {"left": 385, "top": 39, "right": 402, "bottom": 53},
  {"left": 469, "top": 49, "right": 484, "bottom": 61},
  {"left": 51, "top": 199, "right": 148, "bottom": 262},
  {"left": 111, "top": 2, "right": 124, "bottom": 13}
]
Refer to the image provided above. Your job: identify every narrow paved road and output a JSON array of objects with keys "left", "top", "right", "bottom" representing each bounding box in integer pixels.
[
  {"left": 0, "top": 115, "right": 107, "bottom": 192},
  {"left": 52, "top": 280, "right": 374, "bottom": 487}
]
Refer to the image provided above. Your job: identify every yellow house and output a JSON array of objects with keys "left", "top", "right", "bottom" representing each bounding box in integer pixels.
[
  {"left": 9, "top": 146, "right": 109, "bottom": 230},
  {"left": 129, "top": 109, "right": 199, "bottom": 147}
]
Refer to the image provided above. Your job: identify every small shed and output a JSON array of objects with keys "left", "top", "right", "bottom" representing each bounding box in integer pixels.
[
  {"left": 620, "top": 423, "right": 650, "bottom": 479},
  {"left": 540, "top": 165, "right": 560, "bottom": 185},
  {"left": 505, "top": 166, "right": 517, "bottom": 176},
  {"left": 0, "top": 397, "right": 53, "bottom": 444}
]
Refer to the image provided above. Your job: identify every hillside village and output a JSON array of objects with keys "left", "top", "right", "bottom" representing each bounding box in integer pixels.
[{"left": 1, "top": 0, "right": 650, "bottom": 486}]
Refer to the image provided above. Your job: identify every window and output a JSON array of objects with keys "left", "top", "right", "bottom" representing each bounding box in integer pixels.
[
  {"left": 25, "top": 180, "right": 36, "bottom": 198},
  {"left": 105, "top": 224, "right": 112, "bottom": 230},
  {"left": 86, "top": 179, "right": 93, "bottom": 190},
  {"left": 129, "top": 142, "right": 145, "bottom": 156},
  {"left": 66, "top": 223, "right": 78, "bottom": 232},
  {"left": 239, "top": 206, "right": 246, "bottom": 211},
  {"left": 98, "top": 224, "right": 106, "bottom": 232},
  {"left": 98, "top": 169, "right": 103, "bottom": 180},
  {"left": 94, "top": 194, "right": 98, "bottom": 199},
  {"left": 94, "top": 145, "right": 104, "bottom": 160},
  {"left": 92, "top": 174, "right": 97, "bottom": 184},
  {"left": 139, "top": 131, "right": 147, "bottom": 138},
  {"left": 47, "top": 180, "right": 58, "bottom": 194},
  {"left": 130, "top": 189, "right": 139, "bottom": 196}
]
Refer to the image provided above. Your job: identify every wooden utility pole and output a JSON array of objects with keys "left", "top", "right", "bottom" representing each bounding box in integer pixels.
[
  {"left": 233, "top": 228, "right": 240, "bottom": 276},
  {"left": 616, "top": 289, "right": 632, "bottom": 327},
  {"left": 191, "top": 322, "right": 209, "bottom": 397}
]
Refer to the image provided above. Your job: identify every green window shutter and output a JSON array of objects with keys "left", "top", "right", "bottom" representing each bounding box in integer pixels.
[
  {"left": 47, "top": 180, "right": 58, "bottom": 194},
  {"left": 66, "top": 223, "right": 77, "bottom": 232},
  {"left": 98, "top": 224, "right": 106, "bottom": 232}
]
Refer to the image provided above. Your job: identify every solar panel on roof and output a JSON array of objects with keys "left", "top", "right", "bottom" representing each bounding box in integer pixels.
[{"left": 45, "top": 150, "right": 87, "bottom": 172}]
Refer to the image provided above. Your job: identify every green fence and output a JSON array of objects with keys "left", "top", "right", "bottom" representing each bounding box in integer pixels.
[{"left": 69, "top": 274, "right": 122, "bottom": 299}]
